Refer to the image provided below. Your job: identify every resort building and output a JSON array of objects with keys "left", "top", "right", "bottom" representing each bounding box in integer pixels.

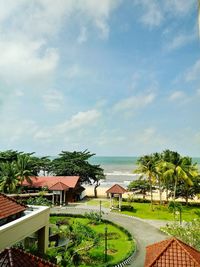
[
  {"left": 144, "top": 237, "right": 200, "bottom": 267},
  {"left": 22, "top": 176, "right": 85, "bottom": 205},
  {"left": 0, "top": 193, "right": 49, "bottom": 254}
]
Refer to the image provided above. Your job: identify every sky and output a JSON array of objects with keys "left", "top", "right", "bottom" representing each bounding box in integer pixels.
[{"left": 0, "top": 0, "right": 200, "bottom": 157}]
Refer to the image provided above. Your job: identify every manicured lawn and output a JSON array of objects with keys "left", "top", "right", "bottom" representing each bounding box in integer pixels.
[
  {"left": 84, "top": 199, "right": 200, "bottom": 221},
  {"left": 49, "top": 216, "right": 135, "bottom": 267}
]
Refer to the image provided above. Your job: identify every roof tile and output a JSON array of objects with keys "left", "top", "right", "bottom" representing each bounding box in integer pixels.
[
  {"left": 0, "top": 248, "right": 58, "bottom": 267},
  {"left": 145, "top": 237, "right": 200, "bottom": 267},
  {"left": 23, "top": 176, "right": 79, "bottom": 189},
  {"left": 106, "top": 184, "right": 127, "bottom": 194},
  {"left": 0, "top": 193, "right": 26, "bottom": 220}
]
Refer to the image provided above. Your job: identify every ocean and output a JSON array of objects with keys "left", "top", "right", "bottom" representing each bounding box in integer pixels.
[{"left": 89, "top": 156, "right": 200, "bottom": 188}]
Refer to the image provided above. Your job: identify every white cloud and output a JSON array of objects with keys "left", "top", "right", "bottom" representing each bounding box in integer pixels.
[
  {"left": 42, "top": 90, "right": 64, "bottom": 111},
  {"left": 133, "top": 0, "right": 195, "bottom": 28},
  {"left": 113, "top": 92, "right": 156, "bottom": 112},
  {"left": 165, "top": 33, "right": 195, "bottom": 51},
  {"left": 169, "top": 90, "right": 186, "bottom": 101},
  {"left": 77, "top": 26, "right": 88, "bottom": 44},
  {"left": 185, "top": 59, "right": 200, "bottom": 81},
  {"left": 0, "top": 39, "right": 58, "bottom": 84},
  {"left": 34, "top": 109, "right": 101, "bottom": 141},
  {"left": 134, "top": 0, "right": 163, "bottom": 27},
  {"left": 164, "top": 0, "right": 195, "bottom": 16},
  {"left": 0, "top": 119, "right": 38, "bottom": 143}
]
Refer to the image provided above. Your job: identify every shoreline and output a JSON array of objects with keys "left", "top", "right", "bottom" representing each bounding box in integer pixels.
[{"left": 83, "top": 185, "right": 200, "bottom": 203}]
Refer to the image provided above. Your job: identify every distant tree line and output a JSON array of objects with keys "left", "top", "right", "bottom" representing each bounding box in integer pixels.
[
  {"left": 128, "top": 150, "right": 200, "bottom": 209},
  {"left": 0, "top": 150, "right": 105, "bottom": 197}
]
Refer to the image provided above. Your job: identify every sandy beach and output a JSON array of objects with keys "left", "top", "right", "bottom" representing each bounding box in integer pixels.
[{"left": 83, "top": 184, "right": 200, "bottom": 203}]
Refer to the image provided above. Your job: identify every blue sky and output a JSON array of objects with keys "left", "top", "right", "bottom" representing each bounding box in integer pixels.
[{"left": 0, "top": 0, "right": 200, "bottom": 157}]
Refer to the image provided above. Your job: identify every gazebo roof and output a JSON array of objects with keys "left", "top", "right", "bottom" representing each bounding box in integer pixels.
[
  {"left": 0, "top": 248, "right": 58, "bottom": 267},
  {"left": 49, "top": 182, "right": 69, "bottom": 191},
  {"left": 0, "top": 193, "right": 27, "bottom": 220},
  {"left": 106, "top": 184, "right": 127, "bottom": 194},
  {"left": 145, "top": 237, "right": 200, "bottom": 267}
]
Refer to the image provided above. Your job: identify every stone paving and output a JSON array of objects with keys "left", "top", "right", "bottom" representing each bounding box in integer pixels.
[{"left": 51, "top": 204, "right": 167, "bottom": 267}]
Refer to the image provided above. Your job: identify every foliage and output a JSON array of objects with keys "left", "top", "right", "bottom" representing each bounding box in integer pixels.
[
  {"left": 128, "top": 179, "right": 151, "bottom": 199},
  {"left": 121, "top": 205, "right": 135, "bottom": 212},
  {"left": 47, "top": 215, "right": 135, "bottom": 267},
  {"left": 51, "top": 150, "right": 105, "bottom": 197},
  {"left": 161, "top": 219, "right": 200, "bottom": 250},
  {"left": 26, "top": 196, "right": 52, "bottom": 206},
  {"left": 0, "top": 162, "right": 18, "bottom": 193},
  {"left": 84, "top": 211, "right": 103, "bottom": 224}
]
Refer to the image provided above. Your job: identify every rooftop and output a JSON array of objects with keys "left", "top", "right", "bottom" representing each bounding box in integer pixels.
[
  {"left": 23, "top": 176, "right": 79, "bottom": 189},
  {"left": 145, "top": 237, "right": 200, "bottom": 267},
  {"left": 106, "top": 184, "right": 127, "bottom": 194},
  {"left": 0, "top": 247, "right": 58, "bottom": 267},
  {"left": 0, "top": 193, "right": 26, "bottom": 220}
]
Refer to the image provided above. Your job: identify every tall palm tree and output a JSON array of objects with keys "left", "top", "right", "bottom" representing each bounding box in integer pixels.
[
  {"left": 134, "top": 154, "right": 157, "bottom": 210},
  {"left": 160, "top": 152, "right": 197, "bottom": 205},
  {"left": 16, "top": 154, "right": 33, "bottom": 187},
  {"left": 0, "top": 162, "right": 18, "bottom": 193}
]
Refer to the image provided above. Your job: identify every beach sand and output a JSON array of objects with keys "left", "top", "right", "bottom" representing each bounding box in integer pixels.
[{"left": 83, "top": 185, "right": 200, "bottom": 203}]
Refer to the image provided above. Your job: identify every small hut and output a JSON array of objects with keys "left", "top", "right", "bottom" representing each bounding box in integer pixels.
[{"left": 106, "top": 184, "right": 127, "bottom": 211}]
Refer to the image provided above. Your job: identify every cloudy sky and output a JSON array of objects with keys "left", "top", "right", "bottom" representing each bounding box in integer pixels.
[{"left": 0, "top": 0, "right": 200, "bottom": 157}]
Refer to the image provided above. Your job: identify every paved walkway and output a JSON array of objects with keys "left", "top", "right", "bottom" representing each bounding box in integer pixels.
[{"left": 51, "top": 205, "right": 167, "bottom": 267}]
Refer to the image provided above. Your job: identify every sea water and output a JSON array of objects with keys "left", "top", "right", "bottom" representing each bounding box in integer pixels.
[
  {"left": 89, "top": 156, "right": 140, "bottom": 187},
  {"left": 89, "top": 156, "right": 200, "bottom": 188}
]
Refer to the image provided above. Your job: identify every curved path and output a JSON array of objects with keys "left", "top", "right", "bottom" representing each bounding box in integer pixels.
[{"left": 50, "top": 206, "right": 167, "bottom": 267}]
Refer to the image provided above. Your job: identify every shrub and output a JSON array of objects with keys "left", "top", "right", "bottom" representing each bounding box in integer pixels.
[{"left": 121, "top": 205, "right": 135, "bottom": 212}]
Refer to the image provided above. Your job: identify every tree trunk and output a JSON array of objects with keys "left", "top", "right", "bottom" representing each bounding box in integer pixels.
[
  {"left": 94, "top": 181, "right": 100, "bottom": 198},
  {"left": 158, "top": 177, "right": 162, "bottom": 206},
  {"left": 149, "top": 176, "right": 154, "bottom": 211},
  {"left": 173, "top": 176, "right": 177, "bottom": 218}
]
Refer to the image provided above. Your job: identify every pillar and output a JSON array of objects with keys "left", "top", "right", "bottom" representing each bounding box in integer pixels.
[
  {"left": 60, "top": 191, "right": 62, "bottom": 206},
  {"left": 119, "top": 194, "right": 121, "bottom": 211},
  {"left": 63, "top": 190, "right": 66, "bottom": 205},
  {"left": 109, "top": 194, "right": 112, "bottom": 210},
  {"left": 38, "top": 225, "right": 49, "bottom": 254},
  {"left": 52, "top": 193, "right": 54, "bottom": 205}
]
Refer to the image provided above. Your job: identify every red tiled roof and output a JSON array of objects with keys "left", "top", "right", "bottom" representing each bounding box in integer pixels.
[
  {"left": 106, "top": 184, "right": 127, "bottom": 194},
  {"left": 0, "top": 193, "right": 26, "bottom": 220},
  {"left": 23, "top": 176, "right": 79, "bottom": 189},
  {"left": 0, "top": 248, "right": 58, "bottom": 267},
  {"left": 49, "top": 182, "right": 69, "bottom": 191},
  {"left": 145, "top": 237, "right": 200, "bottom": 267}
]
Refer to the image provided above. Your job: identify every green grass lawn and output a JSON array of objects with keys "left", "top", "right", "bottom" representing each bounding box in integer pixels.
[
  {"left": 84, "top": 199, "right": 200, "bottom": 221},
  {"left": 49, "top": 216, "right": 135, "bottom": 267}
]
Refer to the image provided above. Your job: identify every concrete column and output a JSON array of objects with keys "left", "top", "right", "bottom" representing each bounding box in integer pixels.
[
  {"left": 38, "top": 224, "right": 49, "bottom": 254},
  {"left": 52, "top": 193, "right": 54, "bottom": 205},
  {"left": 109, "top": 194, "right": 112, "bottom": 210},
  {"left": 60, "top": 191, "right": 62, "bottom": 206},
  {"left": 63, "top": 191, "right": 66, "bottom": 205},
  {"left": 119, "top": 194, "right": 121, "bottom": 211}
]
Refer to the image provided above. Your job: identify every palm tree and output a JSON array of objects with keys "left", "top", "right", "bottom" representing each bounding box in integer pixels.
[
  {"left": 15, "top": 154, "right": 33, "bottom": 187},
  {"left": 134, "top": 154, "right": 157, "bottom": 210},
  {"left": 160, "top": 151, "right": 198, "bottom": 206},
  {"left": 0, "top": 162, "right": 18, "bottom": 193}
]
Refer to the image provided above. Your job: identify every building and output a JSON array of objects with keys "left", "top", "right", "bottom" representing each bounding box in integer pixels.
[
  {"left": 0, "top": 193, "right": 49, "bottom": 254},
  {"left": 0, "top": 247, "right": 58, "bottom": 267},
  {"left": 22, "top": 176, "right": 85, "bottom": 205},
  {"left": 106, "top": 184, "right": 127, "bottom": 211},
  {"left": 144, "top": 237, "right": 200, "bottom": 267}
]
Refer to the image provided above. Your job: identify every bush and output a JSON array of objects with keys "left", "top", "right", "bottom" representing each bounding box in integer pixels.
[
  {"left": 26, "top": 196, "right": 51, "bottom": 206},
  {"left": 121, "top": 205, "right": 135, "bottom": 212}
]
